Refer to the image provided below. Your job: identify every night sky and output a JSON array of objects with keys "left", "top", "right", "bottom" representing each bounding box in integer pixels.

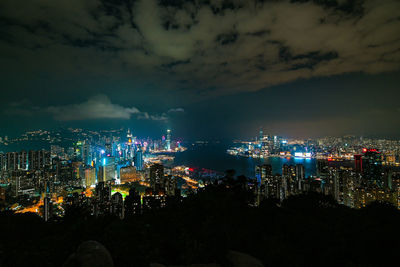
[{"left": 0, "top": 0, "right": 399, "bottom": 139}]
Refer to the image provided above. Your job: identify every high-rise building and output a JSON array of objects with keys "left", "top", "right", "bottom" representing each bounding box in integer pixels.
[
  {"left": 120, "top": 166, "right": 140, "bottom": 183},
  {"left": 51, "top": 145, "right": 65, "bottom": 159},
  {"left": 96, "top": 181, "right": 111, "bottom": 203},
  {"left": 262, "top": 174, "right": 280, "bottom": 200},
  {"left": 295, "top": 164, "right": 305, "bottom": 191},
  {"left": 74, "top": 141, "right": 83, "bottom": 161},
  {"left": 273, "top": 135, "right": 280, "bottom": 150},
  {"left": 105, "top": 143, "right": 112, "bottom": 155},
  {"left": 28, "top": 150, "right": 50, "bottom": 170},
  {"left": 142, "top": 194, "right": 166, "bottom": 212},
  {"left": 295, "top": 164, "right": 305, "bottom": 181},
  {"left": 363, "top": 149, "right": 383, "bottom": 186},
  {"left": 124, "top": 188, "right": 141, "bottom": 216},
  {"left": 6, "top": 152, "right": 18, "bottom": 171},
  {"left": 72, "top": 161, "right": 83, "bottom": 182},
  {"left": 332, "top": 169, "right": 344, "bottom": 204},
  {"left": 134, "top": 150, "right": 144, "bottom": 171},
  {"left": 98, "top": 156, "right": 116, "bottom": 182},
  {"left": 82, "top": 141, "right": 91, "bottom": 165},
  {"left": 0, "top": 153, "right": 5, "bottom": 172},
  {"left": 255, "top": 164, "right": 272, "bottom": 184},
  {"left": 354, "top": 154, "right": 363, "bottom": 172},
  {"left": 317, "top": 160, "right": 329, "bottom": 177},
  {"left": 165, "top": 175, "right": 178, "bottom": 196},
  {"left": 11, "top": 171, "right": 34, "bottom": 196},
  {"left": 56, "top": 161, "right": 74, "bottom": 185},
  {"left": 126, "top": 129, "right": 134, "bottom": 159},
  {"left": 84, "top": 167, "right": 96, "bottom": 187},
  {"left": 0, "top": 187, "right": 5, "bottom": 203},
  {"left": 18, "top": 151, "right": 28, "bottom": 170},
  {"left": 150, "top": 163, "right": 164, "bottom": 192},
  {"left": 282, "top": 164, "right": 296, "bottom": 178},
  {"left": 111, "top": 192, "right": 124, "bottom": 219},
  {"left": 166, "top": 129, "right": 171, "bottom": 151},
  {"left": 354, "top": 186, "right": 396, "bottom": 209},
  {"left": 43, "top": 196, "right": 52, "bottom": 222}
]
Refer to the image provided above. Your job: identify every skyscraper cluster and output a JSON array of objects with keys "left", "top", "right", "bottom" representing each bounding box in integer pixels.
[{"left": 253, "top": 148, "right": 400, "bottom": 209}]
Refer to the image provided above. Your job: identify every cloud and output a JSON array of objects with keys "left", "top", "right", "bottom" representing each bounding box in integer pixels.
[
  {"left": 167, "top": 108, "right": 185, "bottom": 113},
  {"left": 4, "top": 94, "right": 185, "bottom": 122},
  {"left": 46, "top": 95, "right": 140, "bottom": 121},
  {"left": 0, "top": 0, "right": 399, "bottom": 96},
  {"left": 5, "top": 99, "right": 41, "bottom": 116},
  {"left": 137, "top": 112, "right": 168, "bottom": 121}
]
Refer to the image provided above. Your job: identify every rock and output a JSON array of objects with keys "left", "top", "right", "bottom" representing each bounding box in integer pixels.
[{"left": 63, "top": 240, "right": 114, "bottom": 267}]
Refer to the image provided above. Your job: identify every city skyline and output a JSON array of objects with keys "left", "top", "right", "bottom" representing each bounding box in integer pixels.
[
  {"left": 2, "top": 1, "right": 400, "bottom": 266},
  {"left": 1, "top": 0, "right": 399, "bottom": 139}
]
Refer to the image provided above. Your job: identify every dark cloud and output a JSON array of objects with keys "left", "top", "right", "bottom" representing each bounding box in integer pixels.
[
  {"left": 46, "top": 94, "right": 141, "bottom": 121},
  {"left": 4, "top": 95, "right": 180, "bottom": 122},
  {"left": 0, "top": 0, "right": 399, "bottom": 94},
  {"left": 167, "top": 108, "right": 185, "bottom": 113},
  {"left": 0, "top": 0, "right": 399, "bottom": 138}
]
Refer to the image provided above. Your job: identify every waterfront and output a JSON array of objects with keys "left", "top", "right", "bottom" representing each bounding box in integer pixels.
[{"left": 172, "top": 142, "right": 317, "bottom": 178}]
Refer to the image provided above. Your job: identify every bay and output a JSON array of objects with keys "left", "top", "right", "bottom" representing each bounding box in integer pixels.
[{"left": 172, "top": 142, "right": 317, "bottom": 178}]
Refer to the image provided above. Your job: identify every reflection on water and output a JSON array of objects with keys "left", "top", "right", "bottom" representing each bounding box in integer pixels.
[{"left": 173, "top": 143, "right": 317, "bottom": 178}]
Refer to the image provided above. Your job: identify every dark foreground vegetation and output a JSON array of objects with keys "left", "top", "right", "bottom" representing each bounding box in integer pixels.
[{"left": 1, "top": 180, "right": 399, "bottom": 266}]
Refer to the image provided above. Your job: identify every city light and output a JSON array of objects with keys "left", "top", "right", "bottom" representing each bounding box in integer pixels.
[{"left": 1, "top": 0, "right": 398, "bottom": 263}]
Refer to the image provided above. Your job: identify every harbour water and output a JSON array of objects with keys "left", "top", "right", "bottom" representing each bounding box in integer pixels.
[{"left": 173, "top": 142, "right": 317, "bottom": 178}]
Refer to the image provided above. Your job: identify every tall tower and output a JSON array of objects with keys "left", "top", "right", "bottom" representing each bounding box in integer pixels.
[
  {"left": 150, "top": 163, "right": 164, "bottom": 191},
  {"left": 166, "top": 129, "right": 171, "bottom": 151},
  {"left": 126, "top": 129, "right": 134, "bottom": 159},
  {"left": 354, "top": 154, "right": 362, "bottom": 173},
  {"left": 134, "top": 149, "right": 144, "bottom": 171},
  {"left": 127, "top": 128, "right": 133, "bottom": 142},
  {"left": 259, "top": 128, "right": 263, "bottom": 142},
  {"left": 18, "top": 151, "right": 27, "bottom": 170},
  {"left": 363, "top": 149, "right": 383, "bottom": 186},
  {"left": 255, "top": 164, "right": 272, "bottom": 184},
  {"left": 6, "top": 152, "right": 18, "bottom": 171}
]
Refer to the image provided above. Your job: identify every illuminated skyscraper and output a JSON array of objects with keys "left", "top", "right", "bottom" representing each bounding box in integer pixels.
[
  {"left": 150, "top": 163, "right": 164, "bottom": 192},
  {"left": 354, "top": 154, "right": 363, "bottom": 172},
  {"left": 28, "top": 150, "right": 50, "bottom": 170},
  {"left": 74, "top": 141, "right": 83, "bottom": 160},
  {"left": 0, "top": 153, "right": 4, "bottom": 171},
  {"left": 82, "top": 141, "right": 91, "bottom": 165},
  {"left": 18, "top": 150, "right": 27, "bottom": 170},
  {"left": 111, "top": 192, "right": 124, "bottom": 219},
  {"left": 134, "top": 149, "right": 144, "bottom": 171},
  {"left": 126, "top": 128, "right": 134, "bottom": 158},
  {"left": 295, "top": 164, "right": 305, "bottom": 190},
  {"left": 105, "top": 142, "right": 112, "bottom": 155},
  {"left": 282, "top": 164, "right": 296, "bottom": 178},
  {"left": 166, "top": 129, "right": 171, "bottom": 151},
  {"left": 273, "top": 135, "right": 280, "bottom": 150},
  {"left": 295, "top": 164, "right": 305, "bottom": 181},
  {"left": 317, "top": 160, "right": 329, "bottom": 177},
  {"left": 165, "top": 175, "right": 178, "bottom": 196},
  {"left": 84, "top": 167, "right": 96, "bottom": 187},
  {"left": 6, "top": 152, "right": 18, "bottom": 171},
  {"left": 120, "top": 166, "right": 140, "bottom": 183},
  {"left": 256, "top": 164, "right": 273, "bottom": 204},
  {"left": 98, "top": 156, "right": 116, "bottom": 182},
  {"left": 363, "top": 149, "right": 383, "bottom": 186},
  {"left": 255, "top": 164, "right": 272, "bottom": 184}
]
